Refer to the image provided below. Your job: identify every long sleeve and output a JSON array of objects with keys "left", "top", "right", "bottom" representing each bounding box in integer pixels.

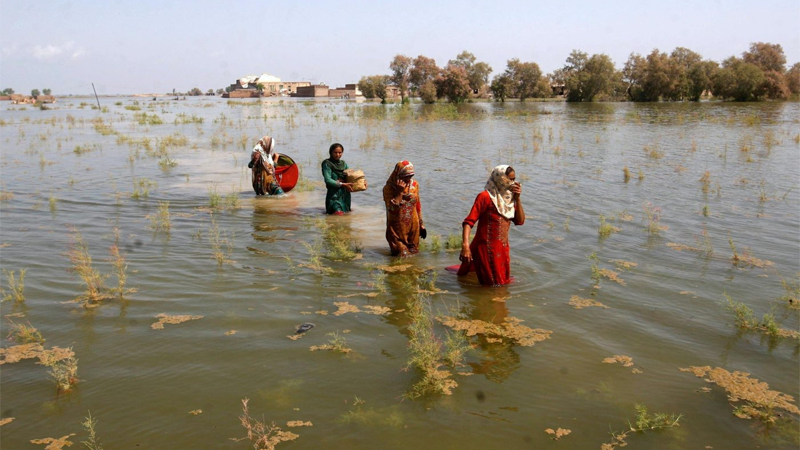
[
  {"left": 415, "top": 182, "right": 423, "bottom": 225},
  {"left": 462, "top": 192, "right": 487, "bottom": 228},
  {"left": 321, "top": 162, "right": 339, "bottom": 189}
]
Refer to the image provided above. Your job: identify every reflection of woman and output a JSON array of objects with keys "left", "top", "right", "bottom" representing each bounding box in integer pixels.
[
  {"left": 457, "top": 165, "right": 525, "bottom": 286},
  {"left": 321, "top": 143, "right": 357, "bottom": 215},
  {"left": 248, "top": 136, "right": 284, "bottom": 196},
  {"left": 383, "top": 160, "right": 425, "bottom": 257}
]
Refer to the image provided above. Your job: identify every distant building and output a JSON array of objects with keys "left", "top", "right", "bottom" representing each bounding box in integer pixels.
[
  {"left": 328, "top": 84, "right": 363, "bottom": 99},
  {"left": 223, "top": 72, "right": 310, "bottom": 98},
  {"left": 294, "top": 85, "right": 329, "bottom": 97}
]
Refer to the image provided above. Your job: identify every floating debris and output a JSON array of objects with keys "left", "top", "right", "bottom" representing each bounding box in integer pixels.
[
  {"left": 225, "top": 330, "right": 237, "bottom": 336},
  {"left": 314, "top": 310, "right": 329, "bottom": 315},
  {"left": 375, "top": 264, "right": 414, "bottom": 273},
  {"left": 680, "top": 366, "right": 800, "bottom": 422},
  {"left": 295, "top": 323, "right": 315, "bottom": 334},
  {"left": 679, "top": 291, "right": 696, "bottom": 296},
  {"left": 569, "top": 295, "right": 609, "bottom": 310},
  {"left": 333, "top": 302, "right": 360, "bottom": 316},
  {"left": 0, "top": 344, "right": 74, "bottom": 365},
  {"left": 666, "top": 242, "right": 703, "bottom": 252},
  {"left": 437, "top": 316, "right": 552, "bottom": 347},
  {"left": 286, "top": 421, "right": 312, "bottom": 427},
  {"left": 309, "top": 344, "right": 352, "bottom": 354},
  {"left": 189, "top": 409, "right": 202, "bottom": 415},
  {"left": 603, "top": 355, "right": 634, "bottom": 367},
  {"left": 151, "top": 313, "right": 203, "bottom": 330},
  {"left": 599, "top": 269, "right": 626, "bottom": 285},
  {"left": 30, "top": 434, "right": 76, "bottom": 450},
  {"left": 545, "top": 428, "right": 571, "bottom": 440},
  {"left": 362, "top": 305, "right": 391, "bottom": 315},
  {"left": 0, "top": 417, "right": 14, "bottom": 426},
  {"left": 610, "top": 260, "right": 637, "bottom": 270},
  {"left": 336, "top": 292, "right": 379, "bottom": 299}
]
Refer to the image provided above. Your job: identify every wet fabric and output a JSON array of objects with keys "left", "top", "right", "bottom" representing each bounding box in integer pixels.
[
  {"left": 456, "top": 191, "right": 521, "bottom": 286},
  {"left": 485, "top": 165, "right": 516, "bottom": 219},
  {"left": 383, "top": 161, "right": 423, "bottom": 257},
  {"left": 250, "top": 151, "right": 284, "bottom": 196},
  {"left": 322, "top": 158, "right": 350, "bottom": 214}
]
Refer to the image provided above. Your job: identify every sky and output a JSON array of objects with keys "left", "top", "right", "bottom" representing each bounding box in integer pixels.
[{"left": 1, "top": 0, "right": 799, "bottom": 95}]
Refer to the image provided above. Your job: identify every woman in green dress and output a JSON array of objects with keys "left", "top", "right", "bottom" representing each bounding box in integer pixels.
[{"left": 321, "top": 143, "right": 359, "bottom": 215}]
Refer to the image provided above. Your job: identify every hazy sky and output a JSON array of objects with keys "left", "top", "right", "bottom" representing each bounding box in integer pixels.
[{"left": 2, "top": 0, "right": 799, "bottom": 95}]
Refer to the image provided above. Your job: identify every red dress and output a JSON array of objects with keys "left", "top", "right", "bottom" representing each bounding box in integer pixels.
[{"left": 456, "top": 191, "right": 522, "bottom": 286}]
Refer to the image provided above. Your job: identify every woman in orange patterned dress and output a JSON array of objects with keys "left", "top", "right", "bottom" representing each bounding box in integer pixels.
[{"left": 383, "top": 160, "right": 426, "bottom": 257}]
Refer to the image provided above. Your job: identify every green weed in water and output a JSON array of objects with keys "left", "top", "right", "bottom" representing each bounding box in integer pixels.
[
  {"left": 81, "top": 411, "right": 104, "bottom": 450},
  {"left": 150, "top": 201, "right": 171, "bottom": 233},
  {"left": 67, "top": 229, "right": 111, "bottom": 307},
  {"left": 598, "top": 215, "right": 620, "bottom": 239},
  {"left": 2, "top": 269, "right": 26, "bottom": 303},
  {"left": 209, "top": 217, "right": 233, "bottom": 265},
  {"left": 724, "top": 292, "right": 758, "bottom": 329},
  {"left": 208, "top": 186, "right": 222, "bottom": 209},
  {"left": 40, "top": 351, "right": 79, "bottom": 392},
  {"left": 444, "top": 233, "right": 461, "bottom": 251},
  {"left": 135, "top": 112, "right": 163, "bottom": 125},
  {"left": 405, "top": 295, "right": 461, "bottom": 399},
  {"left": 602, "top": 403, "right": 683, "bottom": 449},
  {"left": 109, "top": 228, "right": 135, "bottom": 298},
  {"left": 6, "top": 319, "right": 44, "bottom": 344}
]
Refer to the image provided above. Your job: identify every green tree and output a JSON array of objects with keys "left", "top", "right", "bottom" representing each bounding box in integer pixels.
[
  {"left": 490, "top": 73, "right": 513, "bottom": 102},
  {"left": 503, "top": 58, "right": 545, "bottom": 101},
  {"left": 419, "top": 80, "right": 438, "bottom": 104},
  {"left": 187, "top": 87, "right": 203, "bottom": 96},
  {"left": 713, "top": 57, "right": 765, "bottom": 101},
  {"left": 31, "top": 89, "right": 40, "bottom": 97},
  {"left": 563, "top": 51, "right": 617, "bottom": 102},
  {"left": 409, "top": 55, "right": 439, "bottom": 94},
  {"left": 216, "top": 88, "right": 225, "bottom": 95},
  {"left": 389, "top": 54, "right": 413, "bottom": 102},
  {"left": 42, "top": 88, "right": 52, "bottom": 96},
  {"left": 1, "top": 88, "right": 14, "bottom": 95},
  {"left": 686, "top": 60, "right": 718, "bottom": 101},
  {"left": 449, "top": 51, "right": 492, "bottom": 94},
  {"left": 664, "top": 47, "right": 702, "bottom": 101},
  {"left": 358, "top": 75, "right": 389, "bottom": 101},
  {"left": 435, "top": 64, "right": 472, "bottom": 103},
  {"left": 206, "top": 89, "right": 214, "bottom": 95}
]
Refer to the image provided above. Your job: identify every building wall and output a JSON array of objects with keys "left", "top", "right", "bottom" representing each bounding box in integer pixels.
[
  {"left": 295, "top": 85, "right": 329, "bottom": 97},
  {"left": 224, "top": 89, "right": 261, "bottom": 99}
]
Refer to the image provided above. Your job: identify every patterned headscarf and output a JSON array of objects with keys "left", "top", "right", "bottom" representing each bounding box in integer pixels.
[
  {"left": 485, "top": 165, "right": 516, "bottom": 219},
  {"left": 384, "top": 160, "right": 415, "bottom": 197}
]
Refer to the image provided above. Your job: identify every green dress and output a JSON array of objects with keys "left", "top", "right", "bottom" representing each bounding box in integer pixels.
[{"left": 322, "top": 158, "right": 351, "bottom": 214}]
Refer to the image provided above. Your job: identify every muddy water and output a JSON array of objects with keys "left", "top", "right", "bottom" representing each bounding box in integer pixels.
[{"left": 1, "top": 98, "right": 798, "bottom": 449}]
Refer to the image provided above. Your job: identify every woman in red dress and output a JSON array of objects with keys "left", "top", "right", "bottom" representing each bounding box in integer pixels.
[{"left": 456, "top": 165, "right": 525, "bottom": 286}]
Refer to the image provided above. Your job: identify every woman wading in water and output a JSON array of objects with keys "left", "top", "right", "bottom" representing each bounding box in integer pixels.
[
  {"left": 455, "top": 165, "right": 525, "bottom": 286},
  {"left": 383, "top": 160, "right": 425, "bottom": 256},
  {"left": 322, "top": 143, "right": 364, "bottom": 214},
  {"left": 248, "top": 136, "right": 284, "bottom": 196}
]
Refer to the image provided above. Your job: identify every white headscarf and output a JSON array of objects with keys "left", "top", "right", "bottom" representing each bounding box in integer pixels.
[
  {"left": 485, "top": 165, "right": 516, "bottom": 219},
  {"left": 252, "top": 136, "right": 276, "bottom": 166}
]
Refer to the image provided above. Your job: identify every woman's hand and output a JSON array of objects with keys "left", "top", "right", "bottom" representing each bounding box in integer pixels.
[
  {"left": 510, "top": 182, "right": 522, "bottom": 199},
  {"left": 341, "top": 182, "right": 354, "bottom": 192},
  {"left": 395, "top": 178, "right": 408, "bottom": 191},
  {"left": 459, "top": 246, "right": 472, "bottom": 265}
]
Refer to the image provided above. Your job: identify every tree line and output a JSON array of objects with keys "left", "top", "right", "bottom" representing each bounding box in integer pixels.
[
  {"left": 1, "top": 88, "right": 52, "bottom": 97},
  {"left": 358, "top": 42, "right": 800, "bottom": 103}
]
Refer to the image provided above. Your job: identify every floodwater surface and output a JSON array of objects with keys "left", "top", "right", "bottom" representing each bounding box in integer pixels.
[{"left": 1, "top": 97, "right": 799, "bottom": 449}]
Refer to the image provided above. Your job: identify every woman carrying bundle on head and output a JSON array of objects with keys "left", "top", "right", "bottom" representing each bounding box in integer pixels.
[
  {"left": 455, "top": 165, "right": 525, "bottom": 286},
  {"left": 248, "top": 135, "right": 284, "bottom": 196},
  {"left": 383, "top": 160, "right": 426, "bottom": 257}
]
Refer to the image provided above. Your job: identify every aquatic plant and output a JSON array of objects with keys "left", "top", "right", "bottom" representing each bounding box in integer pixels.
[
  {"left": 623, "top": 166, "right": 631, "bottom": 183},
  {"left": 40, "top": 351, "right": 78, "bottom": 392},
  {"left": 130, "top": 178, "right": 156, "bottom": 200},
  {"left": 149, "top": 201, "right": 171, "bottom": 233},
  {"left": 723, "top": 292, "right": 797, "bottom": 339},
  {"left": 234, "top": 398, "right": 299, "bottom": 450},
  {"left": 637, "top": 168, "right": 645, "bottom": 181},
  {"left": 601, "top": 404, "right": 682, "bottom": 450},
  {"left": 67, "top": 230, "right": 111, "bottom": 307},
  {"left": 208, "top": 186, "right": 222, "bottom": 209},
  {"left": 405, "top": 296, "right": 460, "bottom": 398},
  {"left": 644, "top": 143, "right": 664, "bottom": 159},
  {"left": 134, "top": 112, "right": 163, "bottom": 125},
  {"left": 728, "top": 236, "right": 773, "bottom": 268},
  {"left": 370, "top": 270, "right": 387, "bottom": 293},
  {"left": 598, "top": 215, "right": 621, "bottom": 238},
  {"left": 6, "top": 320, "right": 44, "bottom": 344},
  {"left": 310, "top": 331, "right": 352, "bottom": 354},
  {"left": 643, "top": 202, "right": 666, "bottom": 235},
  {"left": 724, "top": 292, "right": 758, "bottom": 329},
  {"left": 2, "top": 269, "right": 26, "bottom": 303},
  {"left": 81, "top": 412, "right": 103, "bottom": 450},
  {"left": 587, "top": 252, "right": 601, "bottom": 288},
  {"left": 702, "top": 205, "right": 710, "bottom": 217},
  {"left": 700, "top": 171, "right": 711, "bottom": 194},
  {"left": 778, "top": 272, "right": 799, "bottom": 306},
  {"left": 209, "top": 217, "right": 233, "bottom": 265},
  {"left": 224, "top": 191, "right": 240, "bottom": 210},
  {"left": 444, "top": 233, "right": 461, "bottom": 251},
  {"left": 323, "top": 225, "right": 362, "bottom": 261},
  {"left": 108, "top": 228, "right": 135, "bottom": 297},
  {"left": 680, "top": 366, "right": 800, "bottom": 423}
]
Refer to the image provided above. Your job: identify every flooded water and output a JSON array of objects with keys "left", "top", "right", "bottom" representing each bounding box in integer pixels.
[{"left": 1, "top": 97, "right": 798, "bottom": 449}]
